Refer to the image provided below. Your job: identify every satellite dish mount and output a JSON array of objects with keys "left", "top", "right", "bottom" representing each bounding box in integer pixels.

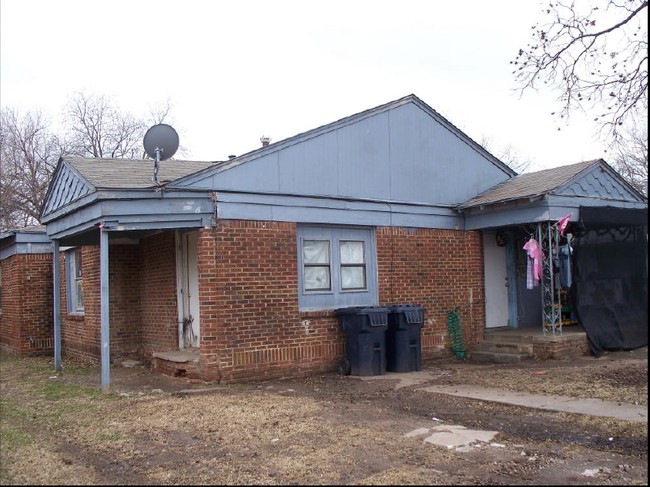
[{"left": 143, "top": 124, "right": 180, "bottom": 185}]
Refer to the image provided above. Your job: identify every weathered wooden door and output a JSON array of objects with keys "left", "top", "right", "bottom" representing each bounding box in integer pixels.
[{"left": 483, "top": 231, "right": 509, "bottom": 328}]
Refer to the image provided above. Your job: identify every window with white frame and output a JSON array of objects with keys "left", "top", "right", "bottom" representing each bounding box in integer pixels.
[
  {"left": 66, "top": 248, "right": 84, "bottom": 313},
  {"left": 297, "top": 226, "right": 377, "bottom": 311}
]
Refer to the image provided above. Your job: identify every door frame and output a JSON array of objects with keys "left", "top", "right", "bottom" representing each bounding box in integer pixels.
[{"left": 175, "top": 230, "right": 201, "bottom": 348}]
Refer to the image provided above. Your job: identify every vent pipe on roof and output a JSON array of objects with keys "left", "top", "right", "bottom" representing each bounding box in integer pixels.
[
  {"left": 260, "top": 136, "right": 271, "bottom": 147},
  {"left": 228, "top": 155, "right": 236, "bottom": 160}
]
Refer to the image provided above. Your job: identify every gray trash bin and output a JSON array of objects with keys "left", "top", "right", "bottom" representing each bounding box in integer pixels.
[
  {"left": 387, "top": 304, "right": 425, "bottom": 372},
  {"left": 336, "top": 306, "right": 389, "bottom": 376}
]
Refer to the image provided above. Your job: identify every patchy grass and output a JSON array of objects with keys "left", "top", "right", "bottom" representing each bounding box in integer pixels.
[
  {"left": 0, "top": 350, "right": 647, "bottom": 485},
  {"left": 0, "top": 352, "right": 120, "bottom": 484},
  {"left": 95, "top": 431, "right": 129, "bottom": 442}
]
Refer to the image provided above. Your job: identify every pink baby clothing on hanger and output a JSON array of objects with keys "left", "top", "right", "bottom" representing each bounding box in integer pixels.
[{"left": 523, "top": 238, "right": 543, "bottom": 289}]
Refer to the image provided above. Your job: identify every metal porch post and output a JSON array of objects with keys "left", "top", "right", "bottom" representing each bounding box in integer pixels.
[
  {"left": 100, "top": 226, "right": 110, "bottom": 392},
  {"left": 539, "top": 221, "right": 562, "bottom": 336},
  {"left": 53, "top": 240, "right": 61, "bottom": 371}
]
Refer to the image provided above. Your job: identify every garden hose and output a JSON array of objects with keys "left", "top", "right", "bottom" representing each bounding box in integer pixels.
[{"left": 447, "top": 308, "right": 466, "bottom": 359}]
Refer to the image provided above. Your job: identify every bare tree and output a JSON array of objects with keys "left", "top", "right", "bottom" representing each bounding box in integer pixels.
[
  {"left": 138, "top": 98, "right": 191, "bottom": 160},
  {"left": 480, "top": 136, "right": 532, "bottom": 174},
  {"left": 147, "top": 99, "right": 174, "bottom": 126},
  {"left": 1, "top": 93, "right": 179, "bottom": 229},
  {"left": 512, "top": 0, "right": 648, "bottom": 137},
  {"left": 608, "top": 110, "right": 648, "bottom": 195},
  {"left": 0, "top": 108, "right": 62, "bottom": 231},
  {"left": 62, "top": 92, "right": 186, "bottom": 160},
  {"left": 63, "top": 91, "right": 147, "bottom": 158}
]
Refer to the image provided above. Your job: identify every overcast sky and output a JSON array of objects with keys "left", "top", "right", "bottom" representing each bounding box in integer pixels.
[{"left": 1, "top": 0, "right": 612, "bottom": 171}]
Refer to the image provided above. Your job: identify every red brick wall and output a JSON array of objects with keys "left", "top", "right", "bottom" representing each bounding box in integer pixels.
[
  {"left": 0, "top": 254, "right": 53, "bottom": 355},
  {"left": 108, "top": 245, "right": 143, "bottom": 360},
  {"left": 138, "top": 232, "right": 179, "bottom": 358},
  {"left": 60, "top": 245, "right": 145, "bottom": 364},
  {"left": 376, "top": 227, "right": 485, "bottom": 357},
  {"left": 60, "top": 246, "right": 100, "bottom": 361},
  {"left": 195, "top": 221, "right": 485, "bottom": 383},
  {"left": 197, "top": 221, "right": 342, "bottom": 383},
  {"left": 50, "top": 222, "right": 486, "bottom": 383},
  {"left": 533, "top": 335, "right": 590, "bottom": 359}
]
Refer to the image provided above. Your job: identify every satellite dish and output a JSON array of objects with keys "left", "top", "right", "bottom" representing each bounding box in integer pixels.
[
  {"left": 143, "top": 124, "right": 179, "bottom": 160},
  {"left": 143, "top": 124, "right": 179, "bottom": 184}
]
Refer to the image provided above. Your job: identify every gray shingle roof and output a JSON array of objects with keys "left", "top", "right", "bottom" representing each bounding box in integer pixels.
[
  {"left": 457, "top": 159, "right": 600, "bottom": 209},
  {"left": 65, "top": 157, "right": 218, "bottom": 189}
]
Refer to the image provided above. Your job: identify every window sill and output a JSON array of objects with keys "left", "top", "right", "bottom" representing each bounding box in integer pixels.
[{"left": 299, "top": 309, "right": 337, "bottom": 318}]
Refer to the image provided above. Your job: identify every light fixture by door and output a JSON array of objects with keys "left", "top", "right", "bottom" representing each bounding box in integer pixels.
[{"left": 496, "top": 230, "right": 507, "bottom": 247}]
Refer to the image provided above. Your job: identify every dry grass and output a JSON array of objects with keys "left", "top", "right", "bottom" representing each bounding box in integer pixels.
[
  {"left": 442, "top": 359, "right": 648, "bottom": 406},
  {"left": 1, "top": 349, "right": 647, "bottom": 485}
]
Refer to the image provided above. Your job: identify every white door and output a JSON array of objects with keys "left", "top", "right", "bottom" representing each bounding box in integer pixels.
[
  {"left": 483, "top": 231, "right": 509, "bottom": 328},
  {"left": 176, "top": 231, "right": 200, "bottom": 348}
]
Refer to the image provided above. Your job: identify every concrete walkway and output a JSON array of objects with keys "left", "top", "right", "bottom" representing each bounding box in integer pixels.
[
  {"left": 419, "top": 384, "right": 647, "bottom": 423},
  {"left": 359, "top": 370, "right": 647, "bottom": 423},
  {"left": 359, "top": 369, "right": 647, "bottom": 451}
]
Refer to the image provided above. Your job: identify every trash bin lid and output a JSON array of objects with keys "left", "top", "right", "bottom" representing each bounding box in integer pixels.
[
  {"left": 388, "top": 304, "right": 424, "bottom": 324},
  {"left": 358, "top": 307, "right": 389, "bottom": 326},
  {"left": 403, "top": 309, "right": 424, "bottom": 324},
  {"left": 335, "top": 306, "right": 365, "bottom": 315}
]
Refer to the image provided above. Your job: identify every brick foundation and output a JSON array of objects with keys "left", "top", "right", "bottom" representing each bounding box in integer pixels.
[{"left": 533, "top": 333, "right": 591, "bottom": 360}]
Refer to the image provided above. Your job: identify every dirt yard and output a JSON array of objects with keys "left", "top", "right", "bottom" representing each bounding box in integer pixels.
[{"left": 1, "top": 347, "right": 647, "bottom": 485}]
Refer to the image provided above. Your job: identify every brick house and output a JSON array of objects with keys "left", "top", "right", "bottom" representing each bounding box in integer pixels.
[
  {"left": 31, "top": 94, "right": 648, "bottom": 388},
  {"left": 0, "top": 226, "right": 54, "bottom": 355}
]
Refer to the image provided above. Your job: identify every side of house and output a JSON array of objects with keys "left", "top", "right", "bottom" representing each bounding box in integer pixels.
[
  {"left": 0, "top": 227, "right": 54, "bottom": 355},
  {"left": 54, "top": 224, "right": 484, "bottom": 383},
  {"left": 13, "top": 95, "right": 648, "bottom": 387}
]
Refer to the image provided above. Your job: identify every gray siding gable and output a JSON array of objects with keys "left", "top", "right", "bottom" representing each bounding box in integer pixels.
[
  {"left": 41, "top": 160, "right": 94, "bottom": 218},
  {"left": 461, "top": 159, "right": 647, "bottom": 230},
  {"left": 555, "top": 161, "right": 644, "bottom": 202},
  {"left": 460, "top": 159, "right": 646, "bottom": 211},
  {"left": 171, "top": 95, "right": 516, "bottom": 206},
  {"left": 41, "top": 157, "right": 216, "bottom": 221}
]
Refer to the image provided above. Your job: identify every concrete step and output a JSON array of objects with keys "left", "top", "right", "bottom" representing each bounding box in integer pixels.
[
  {"left": 467, "top": 337, "right": 534, "bottom": 363},
  {"left": 483, "top": 333, "right": 535, "bottom": 344},
  {"left": 472, "top": 341, "right": 534, "bottom": 356},
  {"left": 467, "top": 350, "right": 530, "bottom": 364}
]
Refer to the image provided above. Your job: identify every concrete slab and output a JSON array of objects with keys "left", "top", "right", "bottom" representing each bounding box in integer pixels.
[
  {"left": 424, "top": 425, "right": 499, "bottom": 449},
  {"left": 419, "top": 384, "right": 647, "bottom": 422},
  {"left": 358, "top": 370, "right": 455, "bottom": 388},
  {"left": 121, "top": 360, "right": 143, "bottom": 368},
  {"left": 404, "top": 424, "right": 498, "bottom": 450},
  {"left": 152, "top": 351, "right": 200, "bottom": 363}
]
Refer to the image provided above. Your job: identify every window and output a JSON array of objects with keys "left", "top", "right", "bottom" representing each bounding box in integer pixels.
[
  {"left": 303, "top": 240, "right": 331, "bottom": 291},
  {"left": 340, "top": 240, "right": 366, "bottom": 290},
  {"left": 66, "top": 248, "right": 84, "bottom": 313},
  {"left": 297, "top": 226, "right": 377, "bottom": 311}
]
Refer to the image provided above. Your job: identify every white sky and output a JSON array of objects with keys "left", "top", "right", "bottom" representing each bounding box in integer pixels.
[{"left": 1, "top": 0, "right": 612, "bottom": 171}]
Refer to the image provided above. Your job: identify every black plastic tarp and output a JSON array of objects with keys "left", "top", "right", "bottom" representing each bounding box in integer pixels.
[
  {"left": 579, "top": 206, "right": 647, "bottom": 226},
  {"left": 572, "top": 206, "right": 648, "bottom": 356}
]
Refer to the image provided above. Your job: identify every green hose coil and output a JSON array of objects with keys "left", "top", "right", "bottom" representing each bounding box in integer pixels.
[{"left": 447, "top": 308, "right": 466, "bottom": 359}]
